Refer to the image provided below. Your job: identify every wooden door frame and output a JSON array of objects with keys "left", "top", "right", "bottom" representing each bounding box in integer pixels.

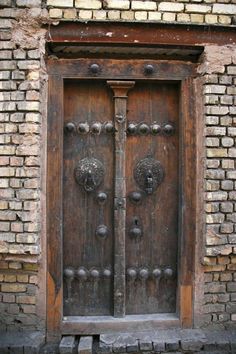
[{"left": 46, "top": 56, "right": 202, "bottom": 340}]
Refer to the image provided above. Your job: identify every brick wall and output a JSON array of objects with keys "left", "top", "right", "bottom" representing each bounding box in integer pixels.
[{"left": 0, "top": 0, "right": 235, "bottom": 333}]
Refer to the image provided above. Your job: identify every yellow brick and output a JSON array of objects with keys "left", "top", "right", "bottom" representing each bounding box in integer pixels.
[
  {"left": 121, "top": 11, "right": 134, "bottom": 20},
  {"left": 4, "top": 275, "right": 16, "bottom": 283},
  {"left": 17, "top": 274, "right": 28, "bottom": 283},
  {"left": 190, "top": 14, "right": 204, "bottom": 23},
  {"left": 162, "top": 12, "right": 176, "bottom": 21},
  {"left": 205, "top": 14, "right": 218, "bottom": 24},
  {"left": 49, "top": 8, "right": 62, "bottom": 18},
  {"left": 204, "top": 264, "right": 226, "bottom": 272},
  {"left": 79, "top": 10, "right": 92, "bottom": 19},
  {"left": 1, "top": 283, "right": 26, "bottom": 292},
  {"left": 134, "top": 11, "right": 148, "bottom": 20},
  {"left": 63, "top": 8, "right": 77, "bottom": 19}
]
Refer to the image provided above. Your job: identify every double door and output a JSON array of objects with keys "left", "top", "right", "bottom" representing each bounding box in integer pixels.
[{"left": 63, "top": 78, "right": 179, "bottom": 318}]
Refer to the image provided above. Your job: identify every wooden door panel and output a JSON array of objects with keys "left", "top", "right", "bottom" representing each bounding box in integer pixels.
[
  {"left": 63, "top": 79, "right": 179, "bottom": 317},
  {"left": 63, "top": 80, "right": 114, "bottom": 316},
  {"left": 125, "top": 82, "right": 179, "bottom": 314}
]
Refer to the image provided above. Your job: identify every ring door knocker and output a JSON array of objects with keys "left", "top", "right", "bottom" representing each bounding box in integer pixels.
[
  {"left": 134, "top": 157, "right": 164, "bottom": 195},
  {"left": 74, "top": 157, "right": 105, "bottom": 193}
]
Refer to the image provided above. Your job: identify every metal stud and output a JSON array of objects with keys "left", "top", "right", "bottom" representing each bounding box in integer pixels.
[
  {"left": 152, "top": 268, "right": 162, "bottom": 278},
  {"left": 90, "top": 268, "right": 100, "bottom": 279},
  {"left": 97, "top": 191, "right": 108, "bottom": 203},
  {"left": 90, "top": 63, "right": 100, "bottom": 74},
  {"left": 64, "top": 122, "right": 76, "bottom": 134},
  {"left": 104, "top": 122, "right": 114, "bottom": 133},
  {"left": 96, "top": 225, "right": 109, "bottom": 239},
  {"left": 127, "top": 268, "right": 137, "bottom": 280},
  {"left": 64, "top": 267, "right": 75, "bottom": 279},
  {"left": 139, "top": 123, "right": 149, "bottom": 135},
  {"left": 78, "top": 122, "right": 89, "bottom": 134},
  {"left": 163, "top": 123, "right": 175, "bottom": 136},
  {"left": 151, "top": 124, "right": 161, "bottom": 135},
  {"left": 91, "top": 122, "right": 102, "bottom": 134},
  {"left": 77, "top": 267, "right": 87, "bottom": 281},
  {"left": 127, "top": 123, "right": 137, "bottom": 135},
  {"left": 64, "top": 267, "right": 75, "bottom": 300},
  {"left": 129, "top": 226, "right": 142, "bottom": 239},
  {"left": 103, "top": 269, "right": 112, "bottom": 278},
  {"left": 144, "top": 64, "right": 154, "bottom": 75},
  {"left": 129, "top": 191, "right": 142, "bottom": 203},
  {"left": 163, "top": 267, "right": 174, "bottom": 279},
  {"left": 139, "top": 268, "right": 149, "bottom": 279}
]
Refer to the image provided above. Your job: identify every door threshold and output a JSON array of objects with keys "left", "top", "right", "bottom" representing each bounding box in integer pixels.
[{"left": 62, "top": 313, "right": 180, "bottom": 335}]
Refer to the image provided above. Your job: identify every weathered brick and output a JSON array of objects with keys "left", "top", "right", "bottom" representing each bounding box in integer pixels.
[
  {"left": 132, "top": 1, "right": 157, "bottom": 11},
  {"left": 213, "top": 4, "right": 236, "bottom": 14},
  {"left": 159, "top": 1, "right": 183, "bottom": 12},
  {"left": 49, "top": 8, "right": 62, "bottom": 17},
  {"left": 75, "top": 0, "right": 101, "bottom": 9},
  {"left": 104, "top": 0, "right": 130, "bottom": 10},
  {"left": 16, "top": 0, "right": 41, "bottom": 6},
  {"left": 135, "top": 11, "right": 147, "bottom": 20},
  {"left": 206, "top": 126, "right": 226, "bottom": 136},
  {"left": 47, "top": 0, "right": 73, "bottom": 7},
  {"left": 1, "top": 284, "right": 26, "bottom": 292}
]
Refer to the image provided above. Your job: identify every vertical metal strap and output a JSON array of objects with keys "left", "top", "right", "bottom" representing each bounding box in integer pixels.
[{"left": 107, "top": 81, "right": 135, "bottom": 317}]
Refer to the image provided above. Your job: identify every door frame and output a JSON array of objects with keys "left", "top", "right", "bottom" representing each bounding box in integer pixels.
[{"left": 46, "top": 56, "right": 202, "bottom": 340}]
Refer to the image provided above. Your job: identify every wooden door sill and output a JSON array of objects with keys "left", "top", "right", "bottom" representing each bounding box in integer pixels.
[{"left": 62, "top": 314, "right": 180, "bottom": 335}]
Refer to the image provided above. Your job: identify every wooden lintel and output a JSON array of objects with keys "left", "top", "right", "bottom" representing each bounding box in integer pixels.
[{"left": 46, "top": 22, "right": 236, "bottom": 47}]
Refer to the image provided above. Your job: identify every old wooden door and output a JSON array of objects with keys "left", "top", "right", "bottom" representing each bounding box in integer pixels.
[{"left": 63, "top": 77, "right": 179, "bottom": 319}]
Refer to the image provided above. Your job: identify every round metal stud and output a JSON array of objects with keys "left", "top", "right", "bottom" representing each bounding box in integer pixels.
[
  {"left": 139, "top": 123, "right": 150, "bottom": 135},
  {"left": 64, "top": 267, "right": 75, "bottom": 279},
  {"left": 64, "top": 122, "right": 76, "bottom": 134},
  {"left": 97, "top": 192, "right": 108, "bottom": 203},
  {"left": 129, "top": 226, "right": 142, "bottom": 239},
  {"left": 90, "top": 63, "right": 100, "bottom": 74},
  {"left": 127, "top": 123, "right": 137, "bottom": 135},
  {"left": 90, "top": 268, "right": 100, "bottom": 279},
  {"left": 103, "top": 269, "right": 111, "bottom": 278},
  {"left": 139, "top": 268, "right": 149, "bottom": 279},
  {"left": 129, "top": 191, "right": 142, "bottom": 203},
  {"left": 96, "top": 225, "right": 109, "bottom": 239},
  {"left": 78, "top": 122, "right": 89, "bottom": 134},
  {"left": 105, "top": 122, "right": 114, "bottom": 133},
  {"left": 91, "top": 122, "right": 102, "bottom": 135},
  {"left": 144, "top": 64, "right": 154, "bottom": 75},
  {"left": 163, "top": 267, "right": 174, "bottom": 279},
  {"left": 77, "top": 267, "right": 87, "bottom": 280},
  {"left": 152, "top": 268, "right": 162, "bottom": 278},
  {"left": 127, "top": 268, "right": 137, "bottom": 280},
  {"left": 163, "top": 123, "right": 175, "bottom": 136},
  {"left": 151, "top": 124, "right": 161, "bottom": 135}
]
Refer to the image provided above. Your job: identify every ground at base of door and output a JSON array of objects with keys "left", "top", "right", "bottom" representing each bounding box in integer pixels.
[{"left": 0, "top": 329, "right": 236, "bottom": 353}]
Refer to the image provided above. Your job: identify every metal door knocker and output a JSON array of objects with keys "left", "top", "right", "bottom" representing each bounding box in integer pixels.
[
  {"left": 134, "top": 157, "right": 164, "bottom": 195},
  {"left": 74, "top": 157, "right": 105, "bottom": 192}
]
